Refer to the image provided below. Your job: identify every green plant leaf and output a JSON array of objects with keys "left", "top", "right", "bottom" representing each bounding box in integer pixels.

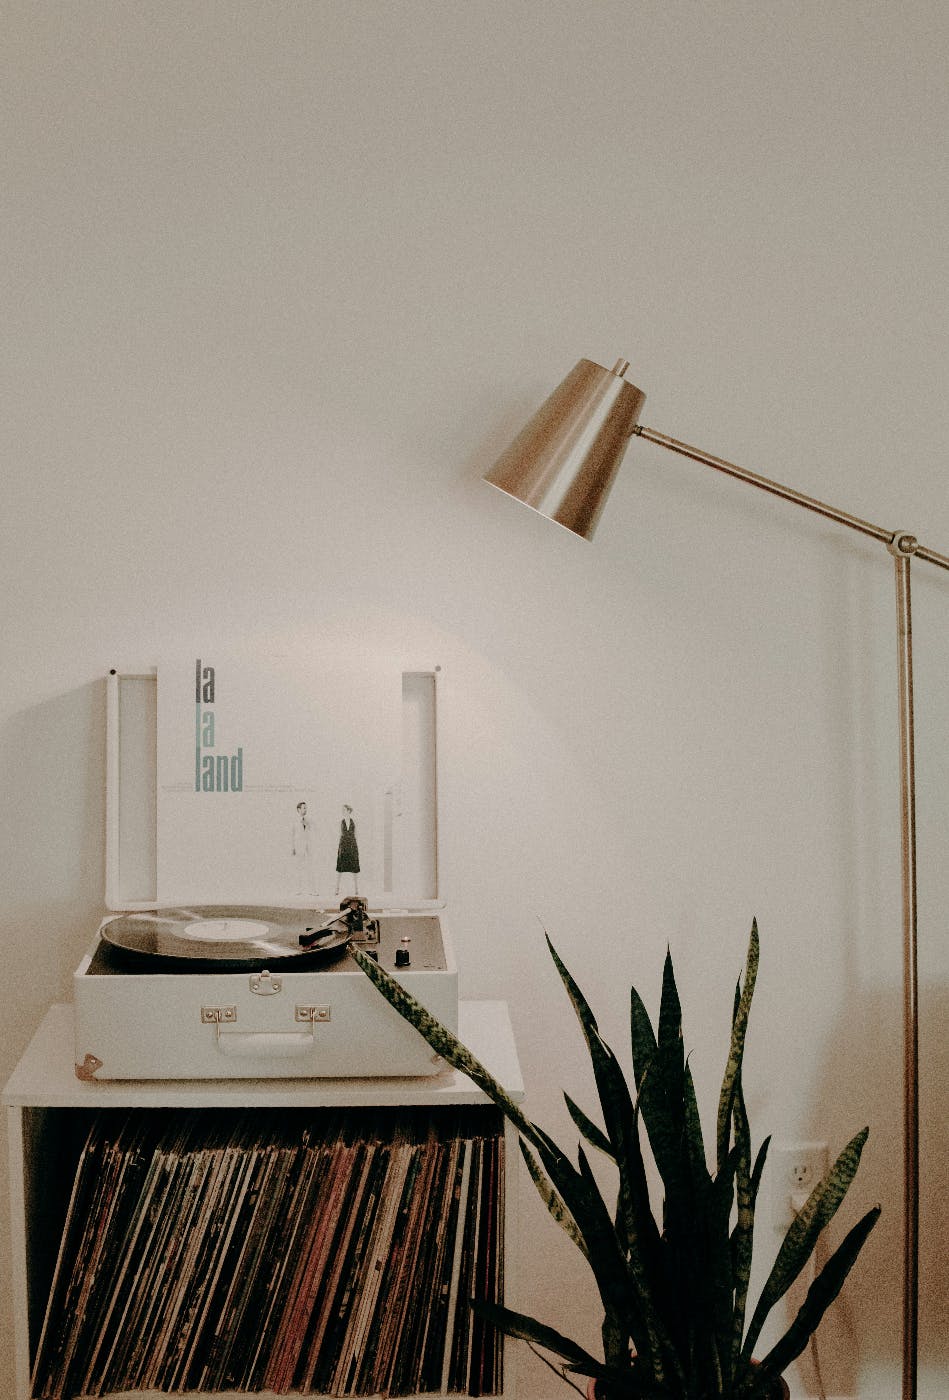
[
  {"left": 629, "top": 1002, "right": 686, "bottom": 1215},
  {"left": 564, "top": 1094, "right": 614, "bottom": 1159},
  {"left": 572, "top": 1144, "right": 662, "bottom": 1367},
  {"left": 728, "top": 1069, "right": 755, "bottom": 1376},
  {"left": 545, "top": 937, "right": 637, "bottom": 1177},
  {"left": 682, "top": 1059, "right": 707, "bottom": 1180},
  {"left": 355, "top": 926, "right": 874, "bottom": 1400},
  {"left": 526, "top": 1128, "right": 613, "bottom": 1257},
  {"left": 518, "top": 1111, "right": 664, "bottom": 1373},
  {"left": 749, "top": 1134, "right": 771, "bottom": 1206},
  {"left": 631, "top": 958, "right": 720, "bottom": 1381},
  {"left": 680, "top": 1059, "right": 731, "bottom": 1387},
  {"left": 476, "top": 1317, "right": 656, "bottom": 1400},
  {"left": 741, "top": 1126, "right": 870, "bottom": 1362},
  {"left": 351, "top": 947, "right": 647, "bottom": 1363},
  {"left": 350, "top": 946, "right": 538, "bottom": 1139},
  {"left": 657, "top": 947, "right": 684, "bottom": 1083},
  {"left": 717, "top": 921, "right": 759, "bottom": 1175},
  {"left": 748, "top": 1205, "right": 881, "bottom": 1393},
  {"left": 519, "top": 1139, "right": 588, "bottom": 1254},
  {"left": 629, "top": 986, "right": 658, "bottom": 1095},
  {"left": 468, "top": 1299, "right": 604, "bottom": 1377},
  {"left": 353, "top": 944, "right": 614, "bottom": 1282},
  {"left": 546, "top": 938, "right": 661, "bottom": 1291},
  {"left": 726, "top": 1129, "right": 770, "bottom": 1381}
]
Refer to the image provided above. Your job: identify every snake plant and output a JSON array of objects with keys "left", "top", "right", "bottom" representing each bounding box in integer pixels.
[{"left": 352, "top": 921, "right": 879, "bottom": 1399}]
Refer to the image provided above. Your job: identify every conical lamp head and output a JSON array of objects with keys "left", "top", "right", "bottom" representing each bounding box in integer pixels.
[{"left": 484, "top": 358, "right": 646, "bottom": 539}]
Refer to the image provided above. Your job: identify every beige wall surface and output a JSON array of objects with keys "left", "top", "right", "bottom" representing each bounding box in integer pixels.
[{"left": 2, "top": 3, "right": 947, "bottom": 1397}]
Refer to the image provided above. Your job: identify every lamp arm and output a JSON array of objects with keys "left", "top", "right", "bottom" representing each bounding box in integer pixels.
[{"left": 634, "top": 424, "right": 949, "bottom": 572}]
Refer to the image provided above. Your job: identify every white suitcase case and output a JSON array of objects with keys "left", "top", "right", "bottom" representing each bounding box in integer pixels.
[{"left": 74, "top": 666, "right": 458, "bottom": 1080}]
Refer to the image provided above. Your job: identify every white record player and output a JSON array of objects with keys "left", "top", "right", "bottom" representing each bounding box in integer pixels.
[{"left": 73, "top": 665, "right": 457, "bottom": 1080}]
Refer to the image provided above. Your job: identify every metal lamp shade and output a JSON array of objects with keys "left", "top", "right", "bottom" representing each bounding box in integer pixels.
[{"left": 484, "top": 358, "right": 646, "bottom": 539}]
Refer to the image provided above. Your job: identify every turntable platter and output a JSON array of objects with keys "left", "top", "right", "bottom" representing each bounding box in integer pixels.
[{"left": 100, "top": 906, "right": 351, "bottom": 970}]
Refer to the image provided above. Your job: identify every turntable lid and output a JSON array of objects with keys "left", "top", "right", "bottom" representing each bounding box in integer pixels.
[{"left": 106, "top": 666, "right": 440, "bottom": 912}]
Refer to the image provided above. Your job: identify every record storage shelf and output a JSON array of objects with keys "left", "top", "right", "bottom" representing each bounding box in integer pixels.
[{"left": 4, "top": 1001, "right": 524, "bottom": 1400}]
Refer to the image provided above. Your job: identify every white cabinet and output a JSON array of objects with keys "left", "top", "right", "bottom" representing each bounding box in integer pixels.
[{"left": 5, "top": 1003, "right": 523, "bottom": 1400}]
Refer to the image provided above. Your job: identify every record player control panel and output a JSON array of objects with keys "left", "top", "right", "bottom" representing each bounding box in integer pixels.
[{"left": 351, "top": 915, "right": 445, "bottom": 972}]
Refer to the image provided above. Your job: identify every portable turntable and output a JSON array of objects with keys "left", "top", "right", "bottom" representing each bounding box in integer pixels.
[{"left": 73, "top": 665, "right": 457, "bottom": 1080}]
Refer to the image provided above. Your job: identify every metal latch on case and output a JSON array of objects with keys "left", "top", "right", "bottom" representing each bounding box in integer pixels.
[
  {"left": 201, "top": 1006, "right": 237, "bottom": 1024},
  {"left": 250, "top": 970, "right": 282, "bottom": 995},
  {"left": 295, "top": 1005, "right": 331, "bottom": 1023}
]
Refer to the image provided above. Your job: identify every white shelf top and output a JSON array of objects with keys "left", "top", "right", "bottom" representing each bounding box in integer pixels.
[{"left": 3, "top": 1001, "right": 525, "bottom": 1110}]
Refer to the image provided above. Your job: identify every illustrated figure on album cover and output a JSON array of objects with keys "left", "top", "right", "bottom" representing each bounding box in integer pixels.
[
  {"left": 334, "top": 804, "right": 360, "bottom": 895},
  {"left": 291, "top": 800, "right": 318, "bottom": 895}
]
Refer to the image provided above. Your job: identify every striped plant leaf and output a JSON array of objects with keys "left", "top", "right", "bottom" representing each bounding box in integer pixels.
[
  {"left": 630, "top": 963, "right": 703, "bottom": 1378},
  {"left": 716, "top": 921, "right": 759, "bottom": 1175},
  {"left": 573, "top": 1145, "right": 676, "bottom": 1388},
  {"left": 727, "top": 1067, "right": 753, "bottom": 1376},
  {"left": 546, "top": 937, "right": 638, "bottom": 1173},
  {"left": 521, "top": 1113, "right": 663, "bottom": 1368},
  {"left": 354, "top": 943, "right": 625, "bottom": 1289},
  {"left": 749, "top": 1134, "right": 771, "bottom": 1205},
  {"left": 350, "top": 946, "right": 538, "bottom": 1142},
  {"left": 659, "top": 952, "right": 704, "bottom": 1221},
  {"left": 679, "top": 1058, "right": 727, "bottom": 1377},
  {"left": 467, "top": 1299, "right": 604, "bottom": 1377},
  {"left": 730, "top": 1128, "right": 770, "bottom": 1377},
  {"left": 527, "top": 1122, "right": 645, "bottom": 1293},
  {"left": 470, "top": 1300, "right": 665, "bottom": 1397},
  {"left": 564, "top": 1094, "right": 613, "bottom": 1158},
  {"left": 741, "top": 1125, "right": 870, "bottom": 1362},
  {"left": 629, "top": 996, "right": 686, "bottom": 1208},
  {"left": 683, "top": 1059, "right": 708, "bottom": 1185},
  {"left": 351, "top": 949, "right": 645, "bottom": 1356},
  {"left": 519, "top": 1139, "right": 588, "bottom": 1254},
  {"left": 657, "top": 947, "right": 684, "bottom": 1087},
  {"left": 700, "top": 1139, "right": 737, "bottom": 1379},
  {"left": 354, "top": 928, "right": 877, "bottom": 1400},
  {"left": 629, "top": 984, "right": 658, "bottom": 1095},
  {"left": 747, "top": 1205, "right": 881, "bottom": 1394},
  {"left": 546, "top": 938, "right": 661, "bottom": 1277}
]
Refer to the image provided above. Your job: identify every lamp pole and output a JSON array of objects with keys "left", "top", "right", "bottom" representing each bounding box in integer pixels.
[
  {"left": 892, "top": 544, "right": 920, "bottom": 1400},
  {"left": 632, "top": 422, "right": 948, "bottom": 1400},
  {"left": 485, "top": 357, "right": 949, "bottom": 1400}
]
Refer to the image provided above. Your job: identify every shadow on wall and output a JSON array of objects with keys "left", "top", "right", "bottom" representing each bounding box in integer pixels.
[
  {"left": 0, "top": 680, "right": 109, "bottom": 1398},
  {"left": 791, "top": 981, "right": 949, "bottom": 1396},
  {"left": 0, "top": 680, "right": 108, "bottom": 1074}
]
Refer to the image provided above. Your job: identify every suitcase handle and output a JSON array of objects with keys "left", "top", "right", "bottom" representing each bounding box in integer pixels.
[{"left": 215, "top": 1027, "right": 315, "bottom": 1057}]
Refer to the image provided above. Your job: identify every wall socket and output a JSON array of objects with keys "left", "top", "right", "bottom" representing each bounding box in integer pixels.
[{"left": 771, "top": 1141, "right": 828, "bottom": 1230}]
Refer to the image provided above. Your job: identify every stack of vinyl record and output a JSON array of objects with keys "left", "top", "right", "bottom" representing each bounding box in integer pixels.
[{"left": 30, "top": 1106, "right": 504, "bottom": 1399}]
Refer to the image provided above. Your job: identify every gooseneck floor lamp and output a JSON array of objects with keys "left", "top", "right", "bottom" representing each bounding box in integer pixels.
[{"left": 484, "top": 356, "right": 948, "bottom": 1400}]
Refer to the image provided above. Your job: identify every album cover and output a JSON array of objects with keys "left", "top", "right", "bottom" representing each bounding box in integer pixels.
[{"left": 155, "top": 653, "right": 401, "bottom": 905}]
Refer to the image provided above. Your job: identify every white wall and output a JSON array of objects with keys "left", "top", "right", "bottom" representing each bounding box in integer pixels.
[{"left": 2, "top": 3, "right": 947, "bottom": 1396}]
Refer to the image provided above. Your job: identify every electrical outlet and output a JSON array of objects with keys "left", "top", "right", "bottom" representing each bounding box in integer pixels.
[{"left": 771, "top": 1141, "right": 828, "bottom": 1230}]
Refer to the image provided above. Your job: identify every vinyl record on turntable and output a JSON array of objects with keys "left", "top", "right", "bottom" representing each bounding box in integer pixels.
[{"left": 100, "top": 906, "right": 351, "bottom": 972}]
